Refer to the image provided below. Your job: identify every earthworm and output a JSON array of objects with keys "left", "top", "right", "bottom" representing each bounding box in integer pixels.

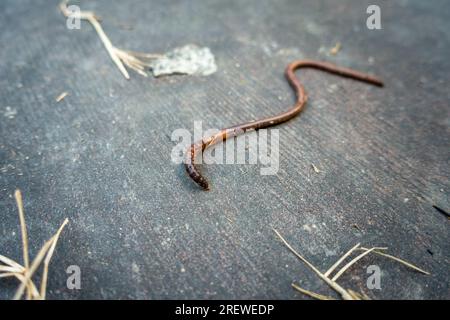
[{"left": 185, "top": 60, "right": 383, "bottom": 190}]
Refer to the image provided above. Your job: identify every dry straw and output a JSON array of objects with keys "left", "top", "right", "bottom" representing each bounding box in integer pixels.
[
  {"left": 0, "top": 190, "right": 68, "bottom": 300},
  {"left": 59, "top": 0, "right": 163, "bottom": 79},
  {"left": 273, "top": 228, "right": 429, "bottom": 300}
]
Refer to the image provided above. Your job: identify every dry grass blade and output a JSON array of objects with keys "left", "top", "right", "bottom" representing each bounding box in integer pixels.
[
  {"left": 14, "top": 189, "right": 32, "bottom": 298},
  {"left": 324, "top": 243, "right": 360, "bottom": 277},
  {"left": 273, "top": 228, "right": 354, "bottom": 300},
  {"left": 347, "top": 289, "right": 370, "bottom": 300},
  {"left": 0, "top": 272, "right": 17, "bottom": 278},
  {"left": 13, "top": 237, "right": 54, "bottom": 300},
  {"left": 292, "top": 283, "right": 335, "bottom": 300},
  {"left": 330, "top": 42, "right": 342, "bottom": 56},
  {"left": 123, "top": 50, "right": 163, "bottom": 60},
  {"left": 86, "top": 15, "right": 130, "bottom": 79},
  {"left": 1, "top": 190, "right": 69, "bottom": 300},
  {"left": 275, "top": 228, "right": 429, "bottom": 300},
  {"left": 114, "top": 47, "right": 161, "bottom": 76},
  {"left": 0, "top": 254, "right": 24, "bottom": 271},
  {"left": 14, "top": 190, "right": 29, "bottom": 271},
  {"left": 0, "top": 273, "right": 39, "bottom": 298},
  {"left": 11, "top": 273, "right": 41, "bottom": 298},
  {"left": 114, "top": 49, "right": 148, "bottom": 77},
  {"left": 40, "top": 218, "right": 69, "bottom": 300},
  {"left": 311, "top": 164, "right": 321, "bottom": 173},
  {"left": 59, "top": 0, "right": 129, "bottom": 78},
  {"left": 14, "top": 217, "right": 69, "bottom": 300},
  {"left": 358, "top": 247, "right": 430, "bottom": 275},
  {"left": 55, "top": 92, "right": 68, "bottom": 102},
  {"left": 331, "top": 247, "right": 386, "bottom": 281},
  {"left": 0, "top": 265, "right": 23, "bottom": 273},
  {"left": 59, "top": 1, "right": 162, "bottom": 79}
]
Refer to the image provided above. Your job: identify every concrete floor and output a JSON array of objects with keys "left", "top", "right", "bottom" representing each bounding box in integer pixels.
[{"left": 0, "top": 0, "right": 449, "bottom": 299}]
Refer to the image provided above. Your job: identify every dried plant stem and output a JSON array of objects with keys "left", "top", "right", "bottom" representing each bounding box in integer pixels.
[
  {"left": 13, "top": 236, "right": 55, "bottom": 300},
  {"left": 1, "top": 190, "right": 69, "bottom": 300},
  {"left": 292, "top": 283, "right": 335, "bottom": 300},
  {"left": 55, "top": 91, "right": 68, "bottom": 103},
  {"left": 273, "top": 228, "right": 355, "bottom": 300},
  {"left": 358, "top": 247, "right": 430, "bottom": 275},
  {"left": 0, "top": 266, "right": 22, "bottom": 273},
  {"left": 14, "top": 191, "right": 29, "bottom": 272},
  {"left": 40, "top": 218, "right": 69, "bottom": 299},
  {"left": 330, "top": 42, "right": 342, "bottom": 56},
  {"left": 273, "top": 228, "right": 430, "bottom": 300},
  {"left": 14, "top": 190, "right": 33, "bottom": 299},
  {"left": 348, "top": 289, "right": 370, "bottom": 300},
  {"left": 0, "top": 272, "right": 17, "bottom": 278},
  {"left": 123, "top": 50, "right": 163, "bottom": 59},
  {"left": 331, "top": 247, "right": 385, "bottom": 282},
  {"left": 11, "top": 273, "right": 40, "bottom": 298},
  {"left": 59, "top": 0, "right": 162, "bottom": 79},
  {"left": 324, "top": 243, "right": 360, "bottom": 277},
  {"left": 59, "top": 0, "right": 129, "bottom": 78},
  {"left": 0, "top": 254, "right": 24, "bottom": 271},
  {"left": 311, "top": 164, "right": 321, "bottom": 173},
  {"left": 88, "top": 15, "right": 130, "bottom": 79}
]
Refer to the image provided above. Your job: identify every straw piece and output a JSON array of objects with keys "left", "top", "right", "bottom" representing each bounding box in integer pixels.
[
  {"left": 11, "top": 273, "right": 41, "bottom": 298},
  {"left": 347, "top": 289, "right": 367, "bottom": 300},
  {"left": 330, "top": 42, "right": 342, "bottom": 56},
  {"left": 324, "top": 243, "right": 360, "bottom": 277},
  {"left": 331, "top": 247, "right": 384, "bottom": 281},
  {"left": 358, "top": 247, "right": 430, "bottom": 275},
  {"left": 348, "top": 289, "right": 370, "bottom": 300},
  {"left": 14, "top": 190, "right": 32, "bottom": 298},
  {"left": 292, "top": 283, "right": 335, "bottom": 300},
  {"left": 123, "top": 50, "right": 163, "bottom": 59},
  {"left": 87, "top": 15, "right": 130, "bottom": 79},
  {"left": 14, "top": 190, "right": 29, "bottom": 271},
  {"left": 55, "top": 92, "right": 68, "bottom": 102},
  {"left": 59, "top": 1, "right": 162, "bottom": 79},
  {"left": 1, "top": 190, "right": 69, "bottom": 300},
  {"left": 39, "top": 218, "right": 69, "bottom": 299},
  {"left": 0, "top": 254, "right": 25, "bottom": 271},
  {"left": 0, "top": 272, "right": 16, "bottom": 278},
  {"left": 0, "top": 266, "right": 23, "bottom": 273},
  {"left": 273, "top": 228, "right": 354, "bottom": 300},
  {"left": 13, "top": 237, "right": 54, "bottom": 300}
]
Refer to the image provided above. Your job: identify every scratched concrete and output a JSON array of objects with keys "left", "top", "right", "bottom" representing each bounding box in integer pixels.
[{"left": 0, "top": 0, "right": 449, "bottom": 299}]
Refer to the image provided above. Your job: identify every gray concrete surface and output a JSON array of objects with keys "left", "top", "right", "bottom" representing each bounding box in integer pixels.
[{"left": 0, "top": 0, "right": 449, "bottom": 299}]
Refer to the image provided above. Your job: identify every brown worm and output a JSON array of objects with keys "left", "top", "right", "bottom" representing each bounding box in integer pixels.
[{"left": 185, "top": 60, "right": 384, "bottom": 190}]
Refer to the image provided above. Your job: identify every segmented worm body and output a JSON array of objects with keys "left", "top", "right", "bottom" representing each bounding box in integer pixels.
[{"left": 185, "top": 60, "right": 383, "bottom": 190}]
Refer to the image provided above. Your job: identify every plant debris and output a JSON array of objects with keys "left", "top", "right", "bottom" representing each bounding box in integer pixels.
[
  {"left": 60, "top": 0, "right": 161, "bottom": 79},
  {"left": 55, "top": 91, "right": 68, "bottom": 102},
  {"left": 59, "top": 1, "right": 216, "bottom": 79},
  {"left": 329, "top": 42, "right": 341, "bottom": 56},
  {"left": 273, "top": 228, "right": 429, "bottom": 300},
  {"left": 0, "top": 190, "right": 68, "bottom": 300},
  {"left": 311, "top": 164, "right": 321, "bottom": 173}
]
